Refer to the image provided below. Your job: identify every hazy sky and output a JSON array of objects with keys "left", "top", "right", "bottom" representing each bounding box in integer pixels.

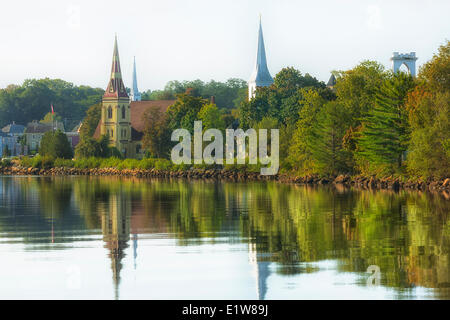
[{"left": 1, "top": 0, "right": 449, "bottom": 91}]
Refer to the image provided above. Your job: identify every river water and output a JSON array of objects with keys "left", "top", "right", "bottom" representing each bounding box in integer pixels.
[{"left": 0, "top": 176, "right": 448, "bottom": 299}]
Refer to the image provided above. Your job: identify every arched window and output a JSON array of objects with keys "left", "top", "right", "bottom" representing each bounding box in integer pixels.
[
  {"left": 108, "top": 106, "right": 113, "bottom": 119},
  {"left": 122, "top": 105, "right": 126, "bottom": 119}
]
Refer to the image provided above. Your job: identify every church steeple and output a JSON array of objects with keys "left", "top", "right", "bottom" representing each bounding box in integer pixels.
[
  {"left": 104, "top": 35, "right": 129, "bottom": 99},
  {"left": 248, "top": 17, "right": 273, "bottom": 100},
  {"left": 130, "top": 57, "right": 141, "bottom": 102},
  {"left": 101, "top": 35, "right": 132, "bottom": 158}
]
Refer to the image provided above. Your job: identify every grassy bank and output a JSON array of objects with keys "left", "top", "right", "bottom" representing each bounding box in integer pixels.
[{"left": 15, "top": 155, "right": 264, "bottom": 173}]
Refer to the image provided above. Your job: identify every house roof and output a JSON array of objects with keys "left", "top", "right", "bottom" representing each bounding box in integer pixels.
[
  {"left": 93, "top": 100, "right": 175, "bottom": 140},
  {"left": 2, "top": 123, "right": 25, "bottom": 134},
  {"left": 25, "top": 121, "right": 64, "bottom": 134}
]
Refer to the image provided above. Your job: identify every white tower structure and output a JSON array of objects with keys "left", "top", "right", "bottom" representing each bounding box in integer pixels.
[
  {"left": 391, "top": 52, "right": 418, "bottom": 77},
  {"left": 248, "top": 17, "right": 273, "bottom": 100},
  {"left": 130, "top": 57, "right": 141, "bottom": 102}
]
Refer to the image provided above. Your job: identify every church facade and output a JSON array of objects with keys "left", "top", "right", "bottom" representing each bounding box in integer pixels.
[{"left": 93, "top": 36, "right": 174, "bottom": 158}]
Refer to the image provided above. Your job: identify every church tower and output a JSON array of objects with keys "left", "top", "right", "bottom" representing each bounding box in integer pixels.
[
  {"left": 130, "top": 57, "right": 141, "bottom": 102},
  {"left": 248, "top": 17, "right": 273, "bottom": 100},
  {"left": 101, "top": 35, "right": 132, "bottom": 157}
]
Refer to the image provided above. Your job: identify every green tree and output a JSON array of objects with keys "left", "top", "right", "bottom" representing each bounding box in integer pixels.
[
  {"left": 167, "top": 91, "right": 208, "bottom": 133},
  {"left": 357, "top": 72, "right": 416, "bottom": 173},
  {"left": 79, "top": 103, "right": 101, "bottom": 139},
  {"left": 74, "top": 137, "right": 98, "bottom": 158},
  {"left": 3, "top": 144, "right": 11, "bottom": 157},
  {"left": 308, "top": 101, "right": 352, "bottom": 175},
  {"left": 40, "top": 112, "right": 62, "bottom": 124},
  {"left": 39, "top": 130, "right": 74, "bottom": 159},
  {"left": 287, "top": 89, "right": 327, "bottom": 173},
  {"left": 142, "top": 107, "right": 171, "bottom": 158},
  {"left": 198, "top": 103, "right": 225, "bottom": 131},
  {"left": 334, "top": 61, "right": 387, "bottom": 127}
]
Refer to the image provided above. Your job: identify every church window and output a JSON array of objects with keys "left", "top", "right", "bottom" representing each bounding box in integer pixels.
[
  {"left": 122, "top": 106, "right": 126, "bottom": 119},
  {"left": 108, "top": 106, "right": 112, "bottom": 119}
]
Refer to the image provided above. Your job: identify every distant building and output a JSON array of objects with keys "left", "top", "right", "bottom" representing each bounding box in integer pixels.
[
  {"left": 2, "top": 122, "right": 25, "bottom": 137},
  {"left": 1, "top": 122, "right": 26, "bottom": 157},
  {"left": 129, "top": 57, "right": 141, "bottom": 102},
  {"left": 93, "top": 36, "right": 175, "bottom": 158},
  {"left": 326, "top": 74, "right": 336, "bottom": 90},
  {"left": 248, "top": 17, "right": 273, "bottom": 100},
  {"left": 25, "top": 120, "right": 65, "bottom": 152},
  {"left": 66, "top": 122, "right": 81, "bottom": 149},
  {"left": 391, "top": 52, "right": 418, "bottom": 77}
]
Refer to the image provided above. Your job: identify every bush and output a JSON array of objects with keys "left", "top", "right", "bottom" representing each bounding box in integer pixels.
[
  {"left": 20, "top": 156, "right": 33, "bottom": 168},
  {"left": 74, "top": 157, "right": 102, "bottom": 169},
  {"left": 154, "top": 159, "right": 172, "bottom": 170},
  {"left": 32, "top": 155, "right": 43, "bottom": 168},
  {"left": 117, "top": 159, "right": 140, "bottom": 170},
  {"left": 100, "top": 157, "right": 122, "bottom": 168},
  {"left": 54, "top": 158, "right": 75, "bottom": 168},
  {"left": 41, "top": 156, "right": 55, "bottom": 169},
  {"left": 137, "top": 158, "right": 157, "bottom": 170},
  {"left": 0, "top": 159, "right": 12, "bottom": 168}
]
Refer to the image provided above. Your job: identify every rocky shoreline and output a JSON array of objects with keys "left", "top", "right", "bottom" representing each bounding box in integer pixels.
[{"left": 1, "top": 165, "right": 449, "bottom": 193}]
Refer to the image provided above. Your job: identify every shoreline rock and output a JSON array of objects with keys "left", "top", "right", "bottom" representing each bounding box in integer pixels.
[{"left": 0, "top": 165, "right": 449, "bottom": 194}]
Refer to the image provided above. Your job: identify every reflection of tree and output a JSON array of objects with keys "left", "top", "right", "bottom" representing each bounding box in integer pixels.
[
  {"left": 240, "top": 184, "right": 449, "bottom": 296},
  {"left": 1, "top": 176, "right": 448, "bottom": 298}
]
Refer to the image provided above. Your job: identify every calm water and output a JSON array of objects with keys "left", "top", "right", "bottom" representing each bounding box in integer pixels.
[{"left": 0, "top": 176, "right": 448, "bottom": 300}]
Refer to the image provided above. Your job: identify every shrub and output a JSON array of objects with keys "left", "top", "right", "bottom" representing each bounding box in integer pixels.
[
  {"left": 100, "top": 157, "right": 122, "bottom": 168},
  {"left": 0, "top": 159, "right": 12, "bottom": 168},
  {"left": 137, "top": 158, "right": 157, "bottom": 170},
  {"left": 54, "top": 158, "right": 75, "bottom": 168},
  {"left": 154, "top": 159, "right": 172, "bottom": 170},
  {"left": 20, "top": 156, "right": 33, "bottom": 168},
  {"left": 32, "top": 155, "right": 43, "bottom": 168}
]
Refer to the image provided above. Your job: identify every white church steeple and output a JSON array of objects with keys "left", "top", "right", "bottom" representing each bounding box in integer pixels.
[
  {"left": 248, "top": 16, "right": 273, "bottom": 100},
  {"left": 130, "top": 56, "right": 141, "bottom": 102}
]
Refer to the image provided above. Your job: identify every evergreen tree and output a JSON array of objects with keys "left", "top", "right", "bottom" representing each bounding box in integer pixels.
[
  {"left": 308, "top": 101, "right": 351, "bottom": 175},
  {"left": 357, "top": 72, "right": 415, "bottom": 173},
  {"left": 39, "top": 130, "right": 74, "bottom": 159}
]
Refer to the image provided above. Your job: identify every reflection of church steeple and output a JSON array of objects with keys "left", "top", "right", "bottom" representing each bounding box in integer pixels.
[
  {"left": 132, "top": 233, "right": 138, "bottom": 270},
  {"left": 101, "top": 194, "right": 130, "bottom": 300},
  {"left": 248, "top": 243, "right": 271, "bottom": 300}
]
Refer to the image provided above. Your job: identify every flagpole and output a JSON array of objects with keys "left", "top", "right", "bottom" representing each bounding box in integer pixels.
[{"left": 51, "top": 103, "right": 55, "bottom": 133}]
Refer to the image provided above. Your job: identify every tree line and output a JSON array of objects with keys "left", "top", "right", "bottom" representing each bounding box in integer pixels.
[
  {"left": 139, "top": 41, "right": 449, "bottom": 180},
  {"left": 0, "top": 78, "right": 104, "bottom": 130}
]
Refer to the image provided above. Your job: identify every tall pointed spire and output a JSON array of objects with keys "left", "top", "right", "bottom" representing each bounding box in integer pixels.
[
  {"left": 104, "top": 35, "right": 129, "bottom": 99},
  {"left": 130, "top": 56, "right": 141, "bottom": 101},
  {"left": 248, "top": 16, "right": 273, "bottom": 100}
]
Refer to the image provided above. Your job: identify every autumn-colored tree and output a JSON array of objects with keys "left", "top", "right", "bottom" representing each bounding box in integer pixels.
[{"left": 406, "top": 41, "right": 450, "bottom": 179}]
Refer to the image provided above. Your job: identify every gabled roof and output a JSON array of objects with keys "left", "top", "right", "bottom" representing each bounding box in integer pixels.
[
  {"left": 93, "top": 100, "right": 175, "bottom": 140},
  {"left": 249, "top": 18, "right": 273, "bottom": 87},
  {"left": 103, "top": 36, "right": 129, "bottom": 99}
]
